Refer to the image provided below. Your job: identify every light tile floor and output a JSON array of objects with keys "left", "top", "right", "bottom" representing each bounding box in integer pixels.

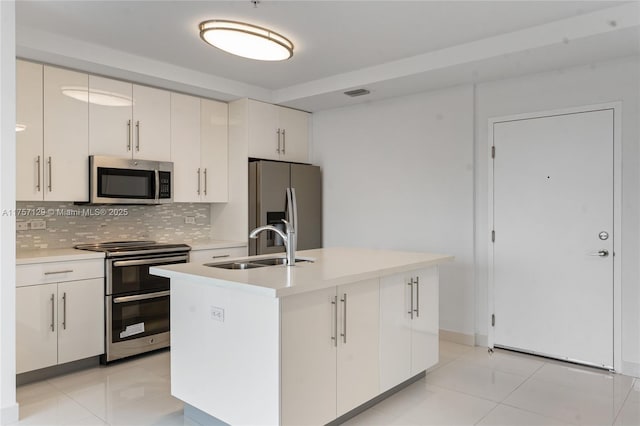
[{"left": 13, "top": 342, "right": 640, "bottom": 426}]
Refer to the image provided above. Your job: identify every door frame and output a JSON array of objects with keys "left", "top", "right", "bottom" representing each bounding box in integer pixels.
[{"left": 487, "top": 102, "right": 622, "bottom": 371}]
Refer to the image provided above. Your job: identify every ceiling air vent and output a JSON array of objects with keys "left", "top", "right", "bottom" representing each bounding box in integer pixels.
[{"left": 344, "top": 88, "right": 370, "bottom": 97}]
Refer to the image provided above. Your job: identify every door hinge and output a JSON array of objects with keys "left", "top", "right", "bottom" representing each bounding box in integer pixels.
[
  {"left": 491, "top": 230, "right": 495, "bottom": 242},
  {"left": 491, "top": 314, "right": 495, "bottom": 327},
  {"left": 491, "top": 146, "right": 495, "bottom": 159}
]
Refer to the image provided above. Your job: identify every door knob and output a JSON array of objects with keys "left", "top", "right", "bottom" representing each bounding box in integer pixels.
[{"left": 589, "top": 249, "right": 609, "bottom": 257}]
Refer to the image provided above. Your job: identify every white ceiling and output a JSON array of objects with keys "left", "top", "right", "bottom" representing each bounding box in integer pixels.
[{"left": 15, "top": 1, "right": 640, "bottom": 111}]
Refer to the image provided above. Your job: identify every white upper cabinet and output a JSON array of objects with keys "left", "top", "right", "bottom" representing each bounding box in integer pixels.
[
  {"left": 200, "top": 98, "right": 228, "bottom": 202},
  {"left": 171, "top": 93, "right": 201, "bottom": 203},
  {"left": 16, "top": 60, "right": 44, "bottom": 201},
  {"left": 247, "top": 99, "right": 309, "bottom": 163},
  {"left": 16, "top": 61, "right": 89, "bottom": 202},
  {"left": 89, "top": 76, "right": 170, "bottom": 161},
  {"left": 44, "top": 66, "right": 90, "bottom": 202},
  {"left": 171, "top": 95, "right": 228, "bottom": 203}
]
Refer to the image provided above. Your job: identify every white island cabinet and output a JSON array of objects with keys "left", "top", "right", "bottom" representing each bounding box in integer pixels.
[{"left": 152, "top": 248, "right": 452, "bottom": 426}]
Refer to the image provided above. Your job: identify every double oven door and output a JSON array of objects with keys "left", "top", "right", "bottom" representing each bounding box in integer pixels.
[{"left": 104, "top": 253, "right": 188, "bottom": 362}]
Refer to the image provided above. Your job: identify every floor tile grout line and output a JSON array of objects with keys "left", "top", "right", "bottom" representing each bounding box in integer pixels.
[
  {"left": 612, "top": 377, "right": 636, "bottom": 425},
  {"left": 472, "top": 401, "right": 500, "bottom": 425}
]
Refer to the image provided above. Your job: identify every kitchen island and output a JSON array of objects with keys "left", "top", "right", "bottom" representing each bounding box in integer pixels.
[{"left": 151, "top": 247, "right": 453, "bottom": 426}]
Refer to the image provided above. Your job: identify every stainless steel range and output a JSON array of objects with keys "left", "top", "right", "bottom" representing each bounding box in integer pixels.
[{"left": 74, "top": 241, "right": 190, "bottom": 363}]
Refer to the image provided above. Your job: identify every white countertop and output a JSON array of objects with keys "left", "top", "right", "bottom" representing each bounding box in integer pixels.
[
  {"left": 151, "top": 247, "right": 453, "bottom": 298},
  {"left": 16, "top": 248, "right": 105, "bottom": 265},
  {"left": 16, "top": 239, "right": 246, "bottom": 265}
]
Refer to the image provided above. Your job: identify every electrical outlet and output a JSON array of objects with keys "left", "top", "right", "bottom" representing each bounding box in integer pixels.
[
  {"left": 184, "top": 216, "right": 196, "bottom": 224},
  {"left": 16, "top": 222, "right": 29, "bottom": 231},
  {"left": 210, "top": 306, "right": 224, "bottom": 322},
  {"left": 30, "top": 220, "right": 46, "bottom": 230}
]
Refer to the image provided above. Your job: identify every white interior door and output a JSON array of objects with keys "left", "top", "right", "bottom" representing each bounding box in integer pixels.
[{"left": 492, "top": 108, "right": 614, "bottom": 369}]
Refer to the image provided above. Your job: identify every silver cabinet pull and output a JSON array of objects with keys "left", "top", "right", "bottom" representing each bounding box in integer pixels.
[
  {"left": 211, "top": 254, "right": 230, "bottom": 259},
  {"left": 47, "top": 157, "right": 52, "bottom": 192},
  {"left": 50, "top": 294, "right": 55, "bottom": 332},
  {"left": 44, "top": 270, "right": 73, "bottom": 275},
  {"left": 408, "top": 278, "right": 414, "bottom": 319},
  {"left": 135, "top": 120, "right": 140, "bottom": 151},
  {"left": 36, "top": 155, "right": 41, "bottom": 192},
  {"left": 62, "top": 292, "right": 67, "bottom": 330},
  {"left": 340, "top": 293, "right": 347, "bottom": 344},
  {"left": 127, "top": 120, "right": 132, "bottom": 151},
  {"left": 114, "top": 290, "right": 170, "bottom": 304},
  {"left": 282, "top": 129, "right": 286, "bottom": 154},
  {"left": 276, "top": 129, "right": 281, "bottom": 153},
  {"left": 197, "top": 168, "right": 201, "bottom": 195},
  {"left": 331, "top": 295, "right": 338, "bottom": 347},
  {"left": 590, "top": 249, "right": 609, "bottom": 257},
  {"left": 414, "top": 276, "right": 420, "bottom": 318},
  {"left": 203, "top": 168, "right": 207, "bottom": 196}
]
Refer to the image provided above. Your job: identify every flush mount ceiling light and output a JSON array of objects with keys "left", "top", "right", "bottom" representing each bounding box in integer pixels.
[
  {"left": 199, "top": 20, "right": 294, "bottom": 61},
  {"left": 61, "top": 87, "right": 134, "bottom": 107},
  {"left": 15, "top": 124, "right": 26, "bottom": 132}
]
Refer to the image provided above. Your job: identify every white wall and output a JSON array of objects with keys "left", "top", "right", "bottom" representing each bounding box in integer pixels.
[
  {"left": 475, "top": 56, "right": 640, "bottom": 376},
  {"left": 311, "top": 85, "right": 475, "bottom": 337},
  {"left": 0, "top": 1, "right": 18, "bottom": 424}
]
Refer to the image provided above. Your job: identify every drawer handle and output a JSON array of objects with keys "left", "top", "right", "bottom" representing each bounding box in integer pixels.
[
  {"left": 44, "top": 270, "right": 73, "bottom": 275},
  {"left": 211, "top": 254, "right": 230, "bottom": 259}
]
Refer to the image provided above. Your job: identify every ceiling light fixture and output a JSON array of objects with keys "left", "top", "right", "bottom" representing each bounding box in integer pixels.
[
  {"left": 15, "top": 124, "right": 26, "bottom": 132},
  {"left": 199, "top": 20, "right": 294, "bottom": 61},
  {"left": 61, "top": 87, "right": 133, "bottom": 107}
]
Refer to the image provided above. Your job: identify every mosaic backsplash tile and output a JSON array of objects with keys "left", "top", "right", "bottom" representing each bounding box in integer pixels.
[{"left": 16, "top": 202, "right": 212, "bottom": 250}]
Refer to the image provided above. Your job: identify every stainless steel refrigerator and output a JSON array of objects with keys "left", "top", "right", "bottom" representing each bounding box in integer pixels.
[{"left": 249, "top": 160, "right": 322, "bottom": 256}]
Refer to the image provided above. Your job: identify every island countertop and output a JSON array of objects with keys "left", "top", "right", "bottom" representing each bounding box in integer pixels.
[{"left": 151, "top": 247, "right": 453, "bottom": 298}]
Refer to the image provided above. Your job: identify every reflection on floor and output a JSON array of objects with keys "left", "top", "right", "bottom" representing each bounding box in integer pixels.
[{"left": 15, "top": 342, "right": 640, "bottom": 425}]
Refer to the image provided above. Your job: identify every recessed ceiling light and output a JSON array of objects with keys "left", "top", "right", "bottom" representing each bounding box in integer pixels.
[
  {"left": 199, "top": 20, "right": 294, "bottom": 61},
  {"left": 15, "top": 124, "right": 26, "bottom": 132},
  {"left": 61, "top": 87, "right": 134, "bottom": 107}
]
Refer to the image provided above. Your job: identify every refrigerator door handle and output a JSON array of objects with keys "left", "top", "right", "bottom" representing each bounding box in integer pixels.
[{"left": 286, "top": 187, "right": 298, "bottom": 236}]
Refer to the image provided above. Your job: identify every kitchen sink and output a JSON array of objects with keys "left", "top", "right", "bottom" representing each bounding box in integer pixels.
[{"left": 204, "top": 257, "right": 312, "bottom": 269}]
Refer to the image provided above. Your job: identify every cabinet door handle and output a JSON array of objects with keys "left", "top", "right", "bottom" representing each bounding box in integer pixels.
[
  {"left": 331, "top": 296, "right": 338, "bottom": 347},
  {"left": 276, "top": 129, "right": 281, "bottom": 153},
  {"left": 197, "top": 168, "right": 201, "bottom": 195},
  {"left": 127, "top": 120, "right": 132, "bottom": 151},
  {"left": 414, "top": 276, "right": 420, "bottom": 318},
  {"left": 340, "top": 293, "right": 347, "bottom": 344},
  {"left": 50, "top": 293, "right": 55, "bottom": 332},
  {"left": 36, "top": 155, "right": 41, "bottom": 192},
  {"left": 408, "top": 278, "right": 414, "bottom": 319},
  {"left": 136, "top": 120, "right": 140, "bottom": 152},
  {"left": 62, "top": 292, "right": 67, "bottom": 330},
  {"left": 47, "top": 157, "right": 52, "bottom": 192},
  {"left": 203, "top": 168, "right": 207, "bottom": 196},
  {"left": 282, "top": 129, "right": 286, "bottom": 154},
  {"left": 44, "top": 270, "right": 74, "bottom": 275}
]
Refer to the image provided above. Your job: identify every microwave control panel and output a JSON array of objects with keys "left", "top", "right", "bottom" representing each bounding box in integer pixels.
[{"left": 158, "top": 171, "right": 171, "bottom": 199}]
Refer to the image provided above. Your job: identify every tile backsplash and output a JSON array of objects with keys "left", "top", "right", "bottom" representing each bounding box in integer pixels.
[{"left": 16, "top": 202, "right": 212, "bottom": 250}]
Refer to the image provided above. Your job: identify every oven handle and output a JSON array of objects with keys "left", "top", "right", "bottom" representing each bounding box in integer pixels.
[
  {"left": 113, "top": 290, "right": 170, "bottom": 304},
  {"left": 112, "top": 255, "right": 188, "bottom": 268}
]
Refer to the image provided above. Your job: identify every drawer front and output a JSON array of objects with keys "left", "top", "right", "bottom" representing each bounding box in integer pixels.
[
  {"left": 17, "top": 259, "right": 104, "bottom": 287},
  {"left": 189, "top": 247, "right": 247, "bottom": 264}
]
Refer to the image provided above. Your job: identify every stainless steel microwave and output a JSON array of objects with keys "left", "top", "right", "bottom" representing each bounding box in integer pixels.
[{"left": 89, "top": 156, "right": 173, "bottom": 204}]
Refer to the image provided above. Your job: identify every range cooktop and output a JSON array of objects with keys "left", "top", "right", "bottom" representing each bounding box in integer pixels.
[{"left": 74, "top": 241, "right": 191, "bottom": 257}]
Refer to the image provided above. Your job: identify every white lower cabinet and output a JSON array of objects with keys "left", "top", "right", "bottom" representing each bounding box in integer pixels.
[
  {"left": 379, "top": 267, "right": 439, "bottom": 392},
  {"left": 280, "top": 279, "right": 379, "bottom": 425},
  {"left": 16, "top": 260, "right": 105, "bottom": 374}
]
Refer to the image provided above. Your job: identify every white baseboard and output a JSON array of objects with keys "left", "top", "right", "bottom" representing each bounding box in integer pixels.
[
  {"left": 621, "top": 361, "right": 640, "bottom": 379},
  {"left": 1, "top": 403, "right": 19, "bottom": 425},
  {"left": 475, "top": 334, "right": 488, "bottom": 347},
  {"left": 439, "top": 329, "right": 475, "bottom": 346}
]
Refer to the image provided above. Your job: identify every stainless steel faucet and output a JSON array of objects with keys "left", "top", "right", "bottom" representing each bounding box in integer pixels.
[{"left": 249, "top": 219, "right": 297, "bottom": 266}]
